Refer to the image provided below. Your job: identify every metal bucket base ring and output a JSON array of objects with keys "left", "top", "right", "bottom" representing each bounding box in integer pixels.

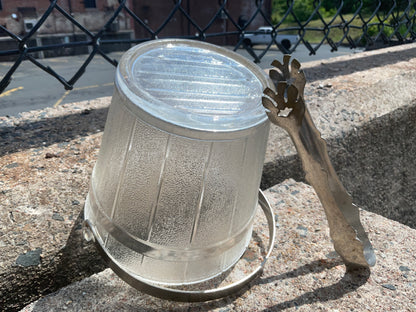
[{"left": 83, "top": 189, "right": 275, "bottom": 302}]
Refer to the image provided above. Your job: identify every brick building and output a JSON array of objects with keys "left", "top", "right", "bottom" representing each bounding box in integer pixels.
[
  {"left": 0, "top": 0, "right": 271, "bottom": 59},
  {"left": 131, "top": 0, "right": 272, "bottom": 45},
  {"left": 0, "top": 0, "right": 133, "bottom": 59},
  {"left": 0, "top": 0, "right": 132, "bottom": 36}
]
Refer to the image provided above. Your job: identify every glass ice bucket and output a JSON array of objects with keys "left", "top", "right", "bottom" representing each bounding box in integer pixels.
[{"left": 84, "top": 39, "right": 273, "bottom": 285}]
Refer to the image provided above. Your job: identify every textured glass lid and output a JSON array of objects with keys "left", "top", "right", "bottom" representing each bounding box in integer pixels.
[{"left": 118, "top": 40, "right": 270, "bottom": 132}]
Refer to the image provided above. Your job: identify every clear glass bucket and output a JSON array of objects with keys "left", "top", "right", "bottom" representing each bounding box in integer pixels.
[{"left": 84, "top": 39, "right": 272, "bottom": 285}]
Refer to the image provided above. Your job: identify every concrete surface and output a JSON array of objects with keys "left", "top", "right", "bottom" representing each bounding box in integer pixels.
[
  {"left": 261, "top": 43, "right": 416, "bottom": 229},
  {"left": 20, "top": 181, "right": 416, "bottom": 311},
  {"left": 1, "top": 43, "right": 416, "bottom": 311}
]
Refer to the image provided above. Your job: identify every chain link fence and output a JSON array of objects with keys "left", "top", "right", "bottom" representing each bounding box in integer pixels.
[{"left": 0, "top": 0, "right": 415, "bottom": 94}]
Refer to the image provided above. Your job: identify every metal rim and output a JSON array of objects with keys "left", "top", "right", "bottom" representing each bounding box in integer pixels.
[
  {"left": 84, "top": 189, "right": 275, "bottom": 302},
  {"left": 86, "top": 183, "right": 259, "bottom": 262}
]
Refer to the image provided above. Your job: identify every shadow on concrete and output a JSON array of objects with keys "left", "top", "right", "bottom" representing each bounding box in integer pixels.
[
  {"left": 25, "top": 257, "right": 359, "bottom": 312},
  {"left": 0, "top": 210, "right": 107, "bottom": 312},
  {"left": 0, "top": 107, "right": 108, "bottom": 158},
  {"left": 262, "top": 103, "right": 416, "bottom": 229},
  {"left": 1, "top": 98, "right": 414, "bottom": 310},
  {"left": 257, "top": 260, "right": 370, "bottom": 311}
]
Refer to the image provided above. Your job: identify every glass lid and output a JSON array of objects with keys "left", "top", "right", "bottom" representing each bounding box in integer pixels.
[{"left": 117, "top": 39, "right": 272, "bottom": 133}]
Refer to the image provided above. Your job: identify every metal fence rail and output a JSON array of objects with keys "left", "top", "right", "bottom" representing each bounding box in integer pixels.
[{"left": 0, "top": 0, "right": 415, "bottom": 94}]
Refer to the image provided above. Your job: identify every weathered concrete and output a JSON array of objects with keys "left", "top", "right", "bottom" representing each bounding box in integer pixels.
[
  {"left": 263, "top": 102, "right": 416, "bottom": 229},
  {"left": 262, "top": 43, "right": 416, "bottom": 229},
  {"left": 20, "top": 180, "right": 416, "bottom": 311},
  {"left": 1, "top": 43, "right": 416, "bottom": 311},
  {"left": 0, "top": 101, "right": 109, "bottom": 311}
]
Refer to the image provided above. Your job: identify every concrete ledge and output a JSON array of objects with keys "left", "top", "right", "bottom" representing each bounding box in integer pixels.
[
  {"left": 1, "top": 43, "right": 416, "bottom": 310},
  {"left": 262, "top": 43, "right": 416, "bottom": 229},
  {"left": 0, "top": 99, "right": 109, "bottom": 311},
  {"left": 20, "top": 180, "right": 416, "bottom": 311}
]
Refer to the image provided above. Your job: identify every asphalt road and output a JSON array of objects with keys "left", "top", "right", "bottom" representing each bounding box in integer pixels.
[{"left": 0, "top": 44, "right": 362, "bottom": 117}]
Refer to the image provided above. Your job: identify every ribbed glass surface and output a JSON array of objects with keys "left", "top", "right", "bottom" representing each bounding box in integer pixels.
[
  {"left": 85, "top": 40, "right": 271, "bottom": 285},
  {"left": 124, "top": 43, "right": 266, "bottom": 131}
]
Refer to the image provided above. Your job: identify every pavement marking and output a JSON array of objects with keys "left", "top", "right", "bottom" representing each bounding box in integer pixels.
[
  {"left": 53, "top": 90, "right": 70, "bottom": 108},
  {"left": 52, "top": 82, "right": 113, "bottom": 107},
  {"left": 75, "top": 84, "right": 100, "bottom": 91},
  {"left": 75, "top": 83, "right": 112, "bottom": 90},
  {"left": 47, "top": 59, "right": 69, "bottom": 63},
  {"left": 0, "top": 86, "right": 24, "bottom": 98}
]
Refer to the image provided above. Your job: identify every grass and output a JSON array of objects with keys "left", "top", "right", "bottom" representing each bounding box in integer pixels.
[{"left": 274, "top": 13, "right": 415, "bottom": 44}]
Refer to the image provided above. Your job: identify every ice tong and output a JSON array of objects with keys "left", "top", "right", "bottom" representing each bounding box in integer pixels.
[{"left": 262, "top": 55, "right": 376, "bottom": 268}]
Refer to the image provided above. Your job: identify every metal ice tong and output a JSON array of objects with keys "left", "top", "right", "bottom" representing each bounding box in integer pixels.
[{"left": 262, "top": 55, "right": 376, "bottom": 268}]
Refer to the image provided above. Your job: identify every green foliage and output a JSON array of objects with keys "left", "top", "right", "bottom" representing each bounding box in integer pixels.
[
  {"left": 271, "top": 0, "right": 412, "bottom": 24},
  {"left": 272, "top": 0, "right": 349, "bottom": 23},
  {"left": 272, "top": 0, "right": 314, "bottom": 23},
  {"left": 366, "top": 24, "right": 394, "bottom": 37},
  {"left": 292, "top": 1, "right": 315, "bottom": 21},
  {"left": 271, "top": 0, "right": 416, "bottom": 44},
  {"left": 386, "top": 15, "right": 415, "bottom": 38}
]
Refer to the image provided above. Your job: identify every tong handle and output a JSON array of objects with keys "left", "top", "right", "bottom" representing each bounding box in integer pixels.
[{"left": 290, "top": 109, "right": 376, "bottom": 268}]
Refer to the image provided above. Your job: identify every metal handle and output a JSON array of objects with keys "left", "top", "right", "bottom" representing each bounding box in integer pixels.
[{"left": 83, "top": 189, "right": 276, "bottom": 302}]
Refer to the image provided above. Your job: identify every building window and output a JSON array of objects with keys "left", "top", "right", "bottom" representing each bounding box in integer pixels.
[
  {"left": 84, "top": 0, "right": 96, "bottom": 8},
  {"left": 0, "top": 1, "right": 3, "bottom": 11}
]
